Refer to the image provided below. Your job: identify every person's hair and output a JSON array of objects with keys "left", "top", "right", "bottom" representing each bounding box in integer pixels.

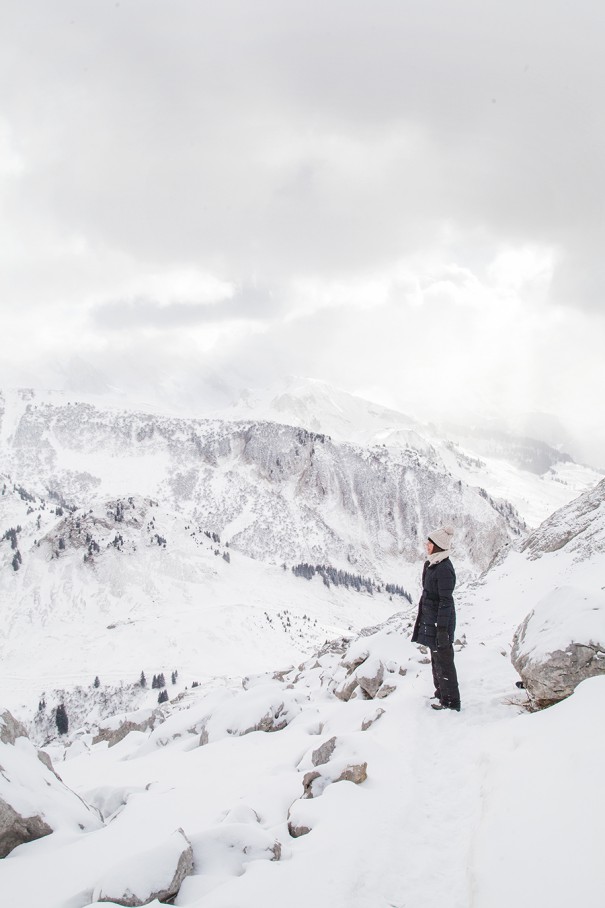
[{"left": 428, "top": 537, "right": 444, "bottom": 553}]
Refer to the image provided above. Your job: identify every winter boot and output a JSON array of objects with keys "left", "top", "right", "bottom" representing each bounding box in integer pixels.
[{"left": 431, "top": 701, "right": 460, "bottom": 712}]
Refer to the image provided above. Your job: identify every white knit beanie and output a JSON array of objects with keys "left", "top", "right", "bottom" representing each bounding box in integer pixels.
[{"left": 428, "top": 525, "right": 454, "bottom": 551}]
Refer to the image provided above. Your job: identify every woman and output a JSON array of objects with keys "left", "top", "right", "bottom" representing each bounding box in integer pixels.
[{"left": 411, "top": 525, "right": 460, "bottom": 711}]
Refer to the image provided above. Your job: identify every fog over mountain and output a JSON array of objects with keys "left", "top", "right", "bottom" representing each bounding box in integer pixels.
[{"left": 1, "top": 1, "right": 604, "bottom": 467}]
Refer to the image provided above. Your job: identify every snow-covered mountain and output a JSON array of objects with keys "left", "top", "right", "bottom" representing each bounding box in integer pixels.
[
  {"left": 0, "top": 490, "right": 408, "bottom": 717},
  {"left": 0, "top": 387, "right": 529, "bottom": 579},
  {"left": 520, "top": 476, "right": 605, "bottom": 560},
  {"left": 1, "top": 383, "right": 604, "bottom": 908},
  {"left": 1, "top": 479, "right": 603, "bottom": 908},
  {"left": 228, "top": 377, "right": 602, "bottom": 527},
  {"left": 457, "top": 475, "right": 605, "bottom": 667}
]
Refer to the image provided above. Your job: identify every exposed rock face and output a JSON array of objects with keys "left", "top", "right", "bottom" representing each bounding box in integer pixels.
[
  {"left": 511, "top": 587, "right": 605, "bottom": 706},
  {"left": 357, "top": 660, "right": 385, "bottom": 698},
  {"left": 333, "top": 674, "right": 359, "bottom": 702},
  {"left": 1, "top": 709, "right": 53, "bottom": 857},
  {"left": 199, "top": 687, "right": 304, "bottom": 745},
  {"left": 0, "top": 800, "right": 53, "bottom": 859},
  {"left": 0, "top": 391, "right": 525, "bottom": 574},
  {"left": 376, "top": 683, "right": 397, "bottom": 699},
  {"left": 336, "top": 763, "right": 368, "bottom": 785},
  {"left": 242, "top": 703, "right": 289, "bottom": 734},
  {"left": 311, "top": 736, "right": 337, "bottom": 767},
  {"left": 288, "top": 814, "right": 311, "bottom": 838},
  {"left": 302, "top": 771, "right": 322, "bottom": 799},
  {"left": 0, "top": 711, "right": 28, "bottom": 746},
  {"left": 332, "top": 647, "right": 405, "bottom": 703},
  {"left": 361, "top": 708, "right": 385, "bottom": 731},
  {"left": 521, "top": 477, "right": 605, "bottom": 561},
  {"left": 93, "top": 713, "right": 159, "bottom": 747},
  {"left": 94, "top": 828, "right": 194, "bottom": 906}
]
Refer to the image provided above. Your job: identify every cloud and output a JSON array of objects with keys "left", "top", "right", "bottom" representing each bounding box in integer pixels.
[
  {"left": 1, "top": 0, "right": 604, "bottom": 464},
  {"left": 3, "top": 0, "right": 602, "bottom": 293},
  {"left": 91, "top": 276, "right": 282, "bottom": 330}
]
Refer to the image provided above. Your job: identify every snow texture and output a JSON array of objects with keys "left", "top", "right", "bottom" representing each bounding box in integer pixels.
[{"left": 0, "top": 384, "right": 604, "bottom": 907}]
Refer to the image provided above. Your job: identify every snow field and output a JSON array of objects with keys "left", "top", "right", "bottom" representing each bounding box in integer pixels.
[{"left": 1, "top": 594, "right": 603, "bottom": 908}]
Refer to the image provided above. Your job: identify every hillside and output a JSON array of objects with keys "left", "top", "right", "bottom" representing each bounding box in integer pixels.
[
  {"left": 0, "top": 388, "right": 528, "bottom": 580},
  {"left": 0, "top": 395, "right": 604, "bottom": 908}
]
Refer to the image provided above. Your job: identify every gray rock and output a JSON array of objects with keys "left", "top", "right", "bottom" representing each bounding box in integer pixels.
[
  {"left": 271, "top": 840, "right": 282, "bottom": 860},
  {"left": 288, "top": 817, "right": 311, "bottom": 838},
  {"left": 237, "top": 703, "right": 289, "bottom": 736},
  {"left": 332, "top": 675, "right": 359, "bottom": 702},
  {"left": 301, "top": 771, "right": 322, "bottom": 799},
  {"left": 334, "top": 762, "right": 368, "bottom": 785},
  {"left": 375, "top": 683, "right": 397, "bottom": 699},
  {"left": 512, "top": 603, "right": 605, "bottom": 706},
  {"left": 0, "top": 710, "right": 28, "bottom": 745},
  {"left": 301, "top": 760, "right": 368, "bottom": 801},
  {"left": 95, "top": 828, "right": 193, "bottom": 906},
  {"left": 0, "top": 798, "right": 53, "bottom": 859},
  {"left": 199, "top": 720, "right": 209, "bottom": 746},
  {"left": 93, "top": 712, "right": 160, "bottom": 748},
  {"left": 311, "top": 736, "right": 337, "bottom": 767},
  {"left": 357, "top": 660, "right": 385, "bottom": 698},
  {"left": 0, "top": 708, "right": 69, "bottom": 856},
  {"left": 250, "top": 704, "right": 289, "bottom": 733},
  {"left": 342, "top": 650, "right": 369, "bottom": 673},
  {"left": 361, "top": 708, "right": 385, "bottom": 731}
]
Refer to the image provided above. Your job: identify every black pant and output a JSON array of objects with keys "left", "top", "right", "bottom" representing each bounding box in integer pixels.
[{"left": 431, "top": 645, "right": 460, "bottom": 707}]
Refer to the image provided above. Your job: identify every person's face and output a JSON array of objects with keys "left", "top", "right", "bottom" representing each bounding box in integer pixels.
[{"left": 426, "top": 540, "right": 435, "bottom": 555}]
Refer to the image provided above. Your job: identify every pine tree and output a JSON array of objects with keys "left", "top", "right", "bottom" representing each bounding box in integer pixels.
[
  {"left": 157, "top": 689, "right": 169, "bottom": 704},
  {"left": 93, "top": 676, "right": 100, "bottom": 688},
  {"left": 55, "top": 703, "right": 68, "bottom": 735},
  {"left": 140, "top": 670, "right": 147, "bottom": 688}
]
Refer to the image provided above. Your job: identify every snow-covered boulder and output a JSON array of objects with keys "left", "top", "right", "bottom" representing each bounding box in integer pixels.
[
  {"left": 361, "top": 707, "right": 385, "bottom": 731},
  {"left": 511, "top": 587, "right": 605, "bottom": 705},
  {"left": 198, "top": 683, "right": 307, "bottom": 745},
  {"left": 330, "top": 620, "right": 413, "bottom": 702},
  {"left": 296, "top": 733, "right": 369, "bottom": 800},
  {"left": 0, "top": 708, "right": 101, "bottom": 857},
  {"left": 92, "top": 828, "right": 193, "bottom": 906},
  {"left": 193, "top": 822, "right": 282, "bottom": 874},
  {"left": 93, "top": 708, "right": 165, "bottom": 748}
]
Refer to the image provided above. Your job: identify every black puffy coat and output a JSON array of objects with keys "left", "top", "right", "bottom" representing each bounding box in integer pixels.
[{"left": 411, "top": 557, "right": 456, "bottom": 648}]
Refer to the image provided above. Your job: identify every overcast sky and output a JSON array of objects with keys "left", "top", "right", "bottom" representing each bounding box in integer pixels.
[{"left": 1, "top": 0, "right": 604, "bottom": 465}]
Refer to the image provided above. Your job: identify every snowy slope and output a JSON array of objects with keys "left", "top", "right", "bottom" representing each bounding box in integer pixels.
[
  {"left": 0, "top": 388, "right": 526, "bottom": 578},
  {"left": 0, "top": 573, "right": 602, "bottom": 908},
  {"left": 0, "top": 493, "right": 408, "bottom": 719},
  {"left": 1, "top": 385, "right": 603, "bottom": 908},
  {"left": 0, "top": 475, "right": 604, "bottom": 907},
  {"left": 227, "top": 377, "right": 602, "bottom": 526}
]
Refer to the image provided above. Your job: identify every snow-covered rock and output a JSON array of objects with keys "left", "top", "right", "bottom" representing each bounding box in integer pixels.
[
  {"left": 511, "top": 587, "right": 605, "bottom": 705},
  {"left": 93, "top": 708, "right": 166, "bottom": 748},
  {"left": 0, "top": 708, "right": 101, "bottom": 857},
  {"left": 329, "top": 618, "right": 412, "bottom": 702},
  {"left": 521, "top": 476, "right": 605, "bottom": 560},
  {"left": 92, "top": 828, "right": 193, "bottom": 906},
  {"left": 198, "top": 684, "right": 308, "bottom": 745}
]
